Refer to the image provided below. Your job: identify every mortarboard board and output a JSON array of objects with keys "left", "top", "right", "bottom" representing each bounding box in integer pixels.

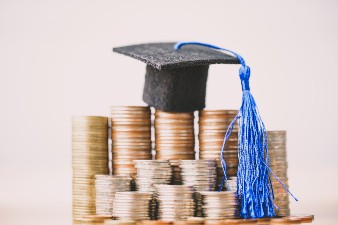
[{"left": 113, "top": 42, "right": 240, "bottom": 112}]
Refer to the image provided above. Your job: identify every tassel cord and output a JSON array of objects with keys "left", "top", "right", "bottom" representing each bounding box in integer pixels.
[{"left": 175, "top": 41, "right": 298, "bottom": 218}]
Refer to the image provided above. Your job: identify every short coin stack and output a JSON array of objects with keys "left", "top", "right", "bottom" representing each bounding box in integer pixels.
[
  {"left": 72, "top": 116, "right": 109, "bottom": 220},
  {"left": 179, "top": 160, "right": 217, "bottom": 217},
  {"left": 198, "top": 110, "right": 238, "bottom": 190},
  {"left": 268, "top": 130, "right": 290, "bottom": 217},
  {"left": 112, "top": 192, "right": 153, "bottom": 221},
  {"left": 200, "top": 191, "right": 239, "bottom": 219},
  {"left": 111, "top": 106, "right": 152, "bottom": 177},
  {"left": 155, "top": 110, "right": 195, "bottom": 160},
  {"left": 134, "top": 160, "right": 172, "bottom": 192},
  {"left": 156, "top": 185, "right": 195, "bottom": 221},
  {"left": 179, "top": 160, "right": 217, "bottom": 191},
  {"left": 95, "top": 175, "right": 132, "bottom": 215}
]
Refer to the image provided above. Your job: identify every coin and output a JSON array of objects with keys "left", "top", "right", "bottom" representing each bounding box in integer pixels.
[
  {"left": 199, "top": 191, "right": 239, "bottom": 219},
  {"left": 156, "top": 185, "right": 195, "bottom": 221},
  {"left": 154, "top": 110, "right": 195, "bottom": 161},
  {"left": 112, "top": 192, "right": 153, "bottom": 221},
  {"left": 289, "top": 214, "right": 314, "bottom": 223},
  {"left": 104, "top": 219, "right": 137, "bottom": 225},
  {"left": 198, "top": 110, "right": 239, "bottom": 191},
  {"left": 134, "top": 160, "right": 172, "bottom": 192},
  {"left": 179, "top": 160, "right": 217, "bottom": 194},
  {"left": 267, "top": 131, "right": 290, "bottom": 217},
  {"left": 111, "top": 106, "right": 152, "bottom": 177},
  {"left": 95, "top": 175, "right": 132, "bottom": 215},
  {"left": 72, "top": 116, "right": 109, "bottom": 220}
]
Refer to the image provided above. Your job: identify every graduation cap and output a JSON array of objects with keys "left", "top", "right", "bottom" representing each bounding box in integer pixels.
[
  {"left": 113, "top": 41, "right": 298, "bottom": 218},
  {"left": 113, "top": 42, "right": 240, "bottom": 112}
]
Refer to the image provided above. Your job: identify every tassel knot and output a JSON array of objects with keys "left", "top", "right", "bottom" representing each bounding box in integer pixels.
[{"left": 240, "top": 66, "right": 251, "bottom": 91}]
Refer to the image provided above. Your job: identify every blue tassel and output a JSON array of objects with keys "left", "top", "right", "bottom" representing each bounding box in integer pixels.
[{"left": 175, "top": 42, "right": 298, "bottom": 219}]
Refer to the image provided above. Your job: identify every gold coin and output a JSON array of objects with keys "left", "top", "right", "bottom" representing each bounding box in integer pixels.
[
  {"left": 72, "top": 116, "right": 108, "bottom": 123},
  {"left": 111, "top": 105, "right": 150, "bottom": 111},
  {"left": 112, "top": 133, "right": 151, "bottom": 138},
  {"left": 111, "top": 126, "right": 151, "bottom": 132},
  {"left": 200, "top": 109, "right": 238, "bottom": 114},
  {"left": 289, "top": 214, "right": 314, "bottom": 223},
  {"left": 155, "top": 124, "right": 194, "bottom": 130},
  {"left": 72, "top": 130, "right": 108, "bottom": 136},
  {"left": 112, "top": 151, "right": 151, "bottom": 156}
]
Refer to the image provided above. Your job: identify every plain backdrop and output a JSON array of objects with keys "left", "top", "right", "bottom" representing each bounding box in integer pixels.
[{"left": 0, "top": 0, "right": 337, "bottom": 224}]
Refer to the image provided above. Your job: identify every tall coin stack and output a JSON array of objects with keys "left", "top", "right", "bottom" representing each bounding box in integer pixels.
[
  {"left": 112, "top": 192, "right": 154, "bottom": 221},
  {"left": 155, "top": 110, "right": 195, "bottom": 160},
  {"left": 268, "top": 131, "right": 290, "bottom": 216},
  {"left": 134, "top": 160, "right": 172, "bottom": 191},
  {"left": 111, "top": 106, "right": 152, "bottom": 177},
  {"left": 72, "top": 116, "right": 109, "bottom": 220},
  {"left": 200, "top": 191, "right": 239, "bottom": 219},
  {"left": 95, "top": 175, "right": 132, "bottom": 216},
  {"left": 156, "top": 185, "right": 195, "bottom": 221},
  {"left": 198, "top": 110, "right": 238, "bottom": 190}
]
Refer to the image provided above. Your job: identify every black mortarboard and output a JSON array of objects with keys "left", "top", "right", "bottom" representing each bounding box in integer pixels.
[{"left": 113, "top": 42, "right": 240, "bottom": 112}]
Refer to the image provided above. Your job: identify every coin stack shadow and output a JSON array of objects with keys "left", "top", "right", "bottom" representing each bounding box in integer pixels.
[
  {"left": 134, "top": 160, "right": 172, "bottom": 192},
  {"left": 198, "top": 110, "right": 238, "bottom": 191},
  {"left": 200, "top": 191, "right": 239, "bottom": 219},
  {"left": 72, "top": 116, "right": 109, "bottom": 221},
  {"left": 268, "top": 130, "right": 290, "bottom": 217},
  {"left": 154, "top": 110, "right": 195, "bottom": 160},
  {"left": 95, "top": 175, "right": 132, "bottom": 216},
  {"left": 111, "top": 106, "right": 152, "bottom": 178},
  {"left": 179, "top": 160, "right": 217, "bottom": 217},
  {"left": 156, "top": 185, "right": 195, "bottom": 222},
  {"left": 169, "top": 160, "right": 182, "bottom": 185},
  {"left": 112, "top": 192, "right": 154, "bottom": 221}
]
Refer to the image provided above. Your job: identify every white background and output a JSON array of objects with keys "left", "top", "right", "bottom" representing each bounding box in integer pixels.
[{"left": 0, "top": 0, "right": 337, "bottom": 224}]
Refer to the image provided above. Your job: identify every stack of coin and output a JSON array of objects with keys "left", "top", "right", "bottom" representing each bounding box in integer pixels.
[
  {"left": 105, "top": 220, "right": 137, "bottom": 225},
  {"left": 179, "top": 160, "right": 217, "bottom": 217},
  {"left": 139, "top": 221, "right": 172, "bottom": 225},
  {"left": 112, "top": 192, "right": 153, "bottom": 221},
  {"left": 156, "top": 185, "right": 195, "bottom": 221},
  {"left": 95, "top": 175, "right": 132, "bottom": 215},
  {"left": 72, "top": 116, "right": 109, "bottom": 220},
  {"left": 111, "top": 106, "right": 152, "bottom": 177},
  {"left": 216, "top": 160, "right": 239, "bottom": 191},
  {"left": 73, "top": 217, "right": 107, "bottom": 225},
  {"left": 186, "top": 217, "right": 205, "bottom": 225},
  {"left": 134, "top": 160, "right": 172, "bottom": 192},
  {"left": 155, "top": 110, "right": 195, "bottom": 160},
  {"left": 200, "top": 191, "right": 239, "bottom": 219},
  {"left": 198, "top": 110, "right": 238, "bottom": 190},
  {"left": 169, "top": 160, "right": 182, "bottom": 185},
  {"left": 173, "top": 218, "right": 205, "bottom": 225},
  {"left": 179, "top": 160, "right": 217, "bottom": 191},
  {"left": 268, "top": 130, "right": 290, "bottom": 217},
  {"left": 74, "top": 215, "right": 113, "bottom": 225}
]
